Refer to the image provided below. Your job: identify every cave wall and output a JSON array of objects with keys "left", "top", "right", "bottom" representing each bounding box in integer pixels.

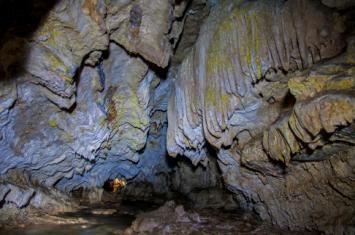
[
  {"left": 0, "top": 0, "right": 196, "bottom": 209},
  {"left": 167, "top": 0, "right": 355, "bottom": 233},
  {"left": 167, "top": 0, "right": 346, "bottom": 161},
  {"left": 0, "top": 0, "right": 226, "bottom": 217},
  {"left": 0, "top": 0, "right": 354, "bottom": 233}
]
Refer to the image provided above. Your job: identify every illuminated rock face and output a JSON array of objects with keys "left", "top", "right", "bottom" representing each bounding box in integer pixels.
[
  {"left": 216, "top": 46, "right": 355, "bottom": 231},
  {"left": 167, "top": 0, "right": 355, "bottom": 232},
  {"left": 0, "top": 0, "right": 187, "bottom": 209},
  {"left": 167, "top": 0, "right": 346, "bottom": 162},
  {"left": 0, "top": 0, "right": 354, "bottom": 233}
]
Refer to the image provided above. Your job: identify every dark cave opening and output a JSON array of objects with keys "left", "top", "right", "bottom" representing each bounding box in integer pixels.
[
  {"left": 103, "top": 179, "right": 115, "bottom": 193},
  {"left": 280, "top": 91, "right": 297, "bottom": 110},
  {"left": 0, "top": 0, "right": 59, "bottom": 81}
]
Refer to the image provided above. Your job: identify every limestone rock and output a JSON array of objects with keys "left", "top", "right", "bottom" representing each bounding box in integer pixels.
[
  {"left": 0, "top": 0, "right": 354, "bottom": 233},
  {"left": 263, "top": 53, "right": 355, "bottom": 165},
  {"left": 167, "top": 0, "right": 345, "bottom": 163},
  {"left": 25, "top": 0, "right": 108, "bottom": 108},
  {"left": 124, "top": 200, "right": 286, "bottom": 235},
  {"left": 0, "top": 81, "right": 16, "bottom": 132},
  {"left": 218, "top": 145, "right": 355, "bottom": 233},
  {"left": 167, "top": 0, "right": 355, "bottom": 232},
  {"left": 263, "top": 93, "right": 355, "bottom": 165},
  {"left": 125, "top": 201, "right": 200, "bottom": 234},
  {"left": 107, "top": 0, "right": 173, "bottom": 68},
  {"left": 0, "top": 39, "right": 171, "bottom": 205},
  {"left": 171, "top": 0, "right": 210, "bottom": 64},
  {"left": 0, "top": 0, "right": 195, "bottom": 211}
]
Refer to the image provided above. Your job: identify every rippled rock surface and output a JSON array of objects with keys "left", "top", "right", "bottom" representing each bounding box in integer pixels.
[
  {"left": 0, "top": 0, "right": 354, "bottom": 234},
  {"left": 167, "top": 0, "right": 355, "bottom": 233},
  {"left": 0, "top": 0, "right": 189, "bottom": 213}
]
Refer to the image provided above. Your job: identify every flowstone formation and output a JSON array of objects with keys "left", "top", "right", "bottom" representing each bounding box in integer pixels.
[
  {"left": 168, "top": 0, "right": 355, "bottom": 233},
  {"left": 0, "top": 0, "right": 354, "bottom": 234},
  {"left": 0, "top": 0, "right": 210, "bottom": 218},
  {"left": 168, "top": 0, "right": 346, "bottom": 161}
]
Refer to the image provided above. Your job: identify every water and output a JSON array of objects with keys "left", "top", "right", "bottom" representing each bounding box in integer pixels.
[{"left": 0, "top": 200, "right": 159, "bottom": 235}]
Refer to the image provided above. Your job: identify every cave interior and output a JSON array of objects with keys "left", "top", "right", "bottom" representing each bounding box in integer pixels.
[{"left": 0, "top": 0, "right": 354, "bottom": 234}]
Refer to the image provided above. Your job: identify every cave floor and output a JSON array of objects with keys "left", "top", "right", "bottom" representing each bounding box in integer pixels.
[
  {"left": 0, "top": 201, "right": 143, "bottom": 235},
  {"left": 0, "top": 199, "right": 317, "bottom": 235}
]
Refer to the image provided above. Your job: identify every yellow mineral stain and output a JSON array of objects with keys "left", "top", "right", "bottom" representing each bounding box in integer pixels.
[{"left": 82, "top": 0, "right": 102, "bottom": 25}]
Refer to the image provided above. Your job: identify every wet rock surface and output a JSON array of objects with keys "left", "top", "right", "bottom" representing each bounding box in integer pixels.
[{"left": 0, "top": 199, "right": 155, "bottom": 235}]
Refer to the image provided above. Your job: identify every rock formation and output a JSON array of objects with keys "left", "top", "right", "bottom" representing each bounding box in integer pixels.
[
  {"left": 0, "top": 0, "right": 186, "bottom": 211},
  {"left": 167, "top": 0, "right": 355, "bottom": 233},
  {"left": 0, "top": 0, "right": 354, "bottom": 233}
]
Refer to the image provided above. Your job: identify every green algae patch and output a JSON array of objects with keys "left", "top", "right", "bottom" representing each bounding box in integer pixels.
[
  {"left": 206, "top": 20, "right": 234, "bottom": 76},
  {"left": 49, "top": 119, "right": 58, "bottom": 128},
  {"left": 289, "top": 74, "right": 355, "bottom": 100},
  {"left": 326, "top": 78, "right": 354, "bottom": 90},
  {"left": 45, "top": 51, "right": 73, "bottom": 84}
]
